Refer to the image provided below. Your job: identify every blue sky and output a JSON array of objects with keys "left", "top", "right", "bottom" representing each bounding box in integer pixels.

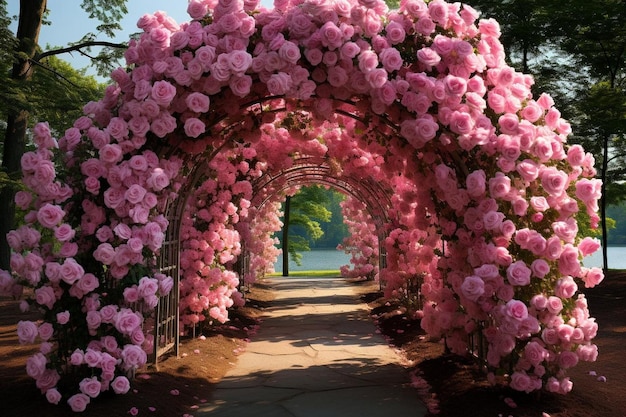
[{"left": 7, "top": 0, "right": 272, "bottom": 79}]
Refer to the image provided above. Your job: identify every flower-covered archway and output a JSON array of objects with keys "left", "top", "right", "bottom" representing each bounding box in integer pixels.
[{"left": 0, "top": 0, "right": 604, "bottom": 411}]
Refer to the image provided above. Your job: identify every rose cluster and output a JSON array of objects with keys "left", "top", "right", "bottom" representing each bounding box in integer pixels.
[{"left": 0, "top": 0, "right": 605, "bottom": 410}]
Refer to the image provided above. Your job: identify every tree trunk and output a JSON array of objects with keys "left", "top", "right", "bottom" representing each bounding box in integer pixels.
[
  {"left": 282, "top": 196, "right": 291, "bottom": 277},
  {"left": 600, "top": 133, "right": 609, "bottom": 275},
  {"left": 0, "top": 0, "right": 47, "bottom": 270}
]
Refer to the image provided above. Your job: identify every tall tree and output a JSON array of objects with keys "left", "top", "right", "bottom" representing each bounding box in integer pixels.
[
  {"left": 280, "top": 185, "right": 332, "bottom": 276},
  {"left": 550, "top": 0, "right": 626, "bottom": 272},
  {"left": 0, "top": 0, "right": 128, "bottom": 269}
]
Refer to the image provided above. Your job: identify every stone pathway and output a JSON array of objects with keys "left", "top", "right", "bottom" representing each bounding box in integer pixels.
[{"left": 197, "top": 276, "right": 427, "bottom": 417}]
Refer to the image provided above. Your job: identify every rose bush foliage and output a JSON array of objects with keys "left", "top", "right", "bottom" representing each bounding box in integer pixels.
[{"left": 0, "top": 0, "right": 604, "bottom": 410}]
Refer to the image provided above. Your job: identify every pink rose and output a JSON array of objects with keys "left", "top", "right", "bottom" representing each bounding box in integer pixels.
[
  {"left": 577, "top": 344, "right": 598, "bottom": 362},
  {"left": 85, "top": 310, "right": 102, "bottom": 329},
  {"left": 379, "top": 47, "right": 403, "bottom": 72},
  {"left": 67, "top": 393, "right": 90, "bottom": 412},
  {"left": 77, "top": 273, "right": 100, "bottom": 293},
  {"left": 279, "top": 41, "right": 301, "bottom": 64},
  {"left": 558, "top": 244, "right": 581, "bottom": 276},
  {"left": 99, "top": 305, "right": 118, "bottom": 323},
  {"left": 530, "top": 259, "right": 550, "bottom": 278},
  {"left": 546, "top": 296, "right": 563, "bottom": 314},
  {"left": 465, "top": 169, "right": 486, "bottom": 198},
  {"left": 229, "top": 74, "right": 253, "bottom": 98},
  {"left": 151, "top": 80, "right": 177, "bottom": 107},
  {"left": 524, "top": 341, "right": 547, "bottom": 367},
  {"left": 84, "top": 348, "right": 102, "bottom": 367},
  {"left": 99, "top": 143, "right": 123, "bottom": 164},
  {"left": 479, "top": 18, "right": 501, "bottom": 37},
  {"left": 57, "top": 311, "right": 70, "bottom": 325},
  {"left": 530, "top": 294, "right": 548, "bottom": 310},
  {"left": 125, "top": 184, "right": 147, "bottom": 205},
  {"left": 14, "top": 190, "right": 33, "bottom": 209},
  {"left": 582, "top": 267, "right": 604, "bottom": 288},
  {"left": 506, "top": 261, "right": 531, "bottom": 286},
  {"left": 555, "top": 276, "right": 578, "bottom": 299},
  {"left": 106, "top": 117, "right": 129, "bottom": 141},
  {"left": 54, "top": 223, "right": 76, "bottom": 242},
  {"left": 121, "top": 344, "right": 148, "bottom": 370},
  {"left": 505, "top": 299, "right": 528, "bottom": 320},
  {"left": 123, "top": 287, "right": 140, "bottom": 303},
  {"left": 59, "top": 258, "right": 85, "bottom": 285},
  {"left": 488, "top": 172, "right": 511, "bottom": 199},
  {"left": 111, "top": 376, "right": 131, "bottom": 394},
  {"left": 267, "top": 72, "right": 292, "bottom": 95},
  {"left": 460, "top": 275, "right": 484, "bottom": 302},
  {"left": 557, "top": 351, "right": 579, "bottom": 369},
  {"left": 509, "top": 371, "right": 533, "bottom": 393},
  {"left": 147, "top": 168, "right": 171, "bottom": 192},
  {"left": 79, "top": 376, "right": 102, "bottom": 398},
  {"left": 567, "top": 144, "right": 586, "bottom": 166},
  {"left": 540, "top": 167, "right": 569, "bottom": 196},
  {"left": 26, "top": 352, "right": 47, "bottom": 378},
  {"left": 94, "top": 243, "right": 116, "bottom": 265},
  {"left": 413, "top": 15, "right": 434, "bottom": 35},
  {"left": 37, "top": 204, "right": 65, "bottom": 228},
  {"left": 187, "top": 0, "right": 208, "bottom": 19},
  {"left": 185, "top": 92, "right": 211, "bottom": 113},
  {"left": 138, "top": 277, "right": 159, "bottom": 298},
  {"left": 17, "top": 320, "right": 38, "bottom": 344},
  {"left": 36, "top": 369, "right": 60, "bottom": 393},
  {"left": 35, "top": 287, "right": 56, "bottom": 310},
  {"left": 158, "top": 276, "right": 174, "bottom": 296},
  {"left": 115, "top": 308, "right": 143, "bottom": 335},
  {"left": 575, "top": 178, "right": 602, "bottom": 203},
  {"left": 184, "top": 117, "right": 206, "bottom": 138},
  {"left": 46, "top": 388, "right": 62, "bottom": 405},
  {"left": 70, "top": 349, "right": 84, "bottom": 366}
]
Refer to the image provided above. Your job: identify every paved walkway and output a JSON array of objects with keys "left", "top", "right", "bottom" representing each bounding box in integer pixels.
[{"left": 197, "top": 276, "right": 427, "bottom": 417}]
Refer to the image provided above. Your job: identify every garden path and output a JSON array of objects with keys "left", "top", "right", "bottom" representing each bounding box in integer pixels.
[{"left": 197, "top": 276, "right": 427, "bottom": 417}]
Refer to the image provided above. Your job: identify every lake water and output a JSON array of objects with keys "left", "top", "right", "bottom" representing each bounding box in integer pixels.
[
  {"left": 273, "top": 249, "right": 352, "bottom": 272},
  {"left": 581, "top": 246, "right": 626, "bottom": 269},
  {"left": 274, "top": 246, "right": 626, "bottom": 272}
]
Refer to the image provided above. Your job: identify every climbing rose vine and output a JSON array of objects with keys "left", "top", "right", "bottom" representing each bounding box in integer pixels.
[{"left": 0, "top": 0, "right": 604, "bottom": 411}]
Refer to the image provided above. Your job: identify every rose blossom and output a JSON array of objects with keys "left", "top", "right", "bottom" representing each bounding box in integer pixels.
[
  {"left": 35, "top": 286, "right": 56, "bottom": 310},
  {"left": 67, "top": 393, "right": 90, "bottom": 412},
  {"left": 555, "top": 276, "right": 578, "bottom": 299},
  {"left": 111, "top": 376, "right": 131, "bottom": 394},
  {"left": 460, "top": 275, "right": 484, "bottom": 302},
  {"left": 582, "top": 267, "right": 604, "bottom": 288},
  {"left": 185, "top": 92, "right": 211, "bottom": 113},
  {"left": 26, "top": 352, "right": 47, "bottom": 378},
  {"left": 115, "top": 308, "right": 143, "bottom": 335},
  {"left": 121, "top": 344, "right": 148, "bottom": 370},
  {"left": 79, "top": 376, "right": 102, "bottom": 398},
  {"left": 37, "top": 204, "right": 65, "bottom": 228},
  {"left": 546, "top": 296, "right": 563, "bottom": 314},
  {"left": 505, "top": 299, "right": 528, "bottom": 321},
  {"left": 57, "top": 310, "right": 70, "bottom": 324},
  {"left": 184, "top": 117, "right": 206, "bottom": 138},
  {"left": 17, "top": 320, "right": 38, "bottom": 344},
  {"left": 151, "top": 80, "right": 177, "bottom": 106},
  {"left": 506, "top": 261, "right": 531, "bottom": 286},
  {"left": 84, "top": 348, "right": 102, "bottom": 368},
  {"left": 46, "top": 388, "right": 62, "bottom": 405},
  {"left": 578, "top": 237, "right": 600, "bottom": 257}
]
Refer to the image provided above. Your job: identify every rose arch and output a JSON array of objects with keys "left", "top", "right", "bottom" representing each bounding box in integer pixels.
[{"left": 0, "top": 0, "right": 605, "bottom": 411}]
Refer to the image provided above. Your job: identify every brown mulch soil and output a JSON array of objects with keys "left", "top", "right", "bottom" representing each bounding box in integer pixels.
[{"left": 0, "top": 276, "right": 625, "bottom": 417}]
